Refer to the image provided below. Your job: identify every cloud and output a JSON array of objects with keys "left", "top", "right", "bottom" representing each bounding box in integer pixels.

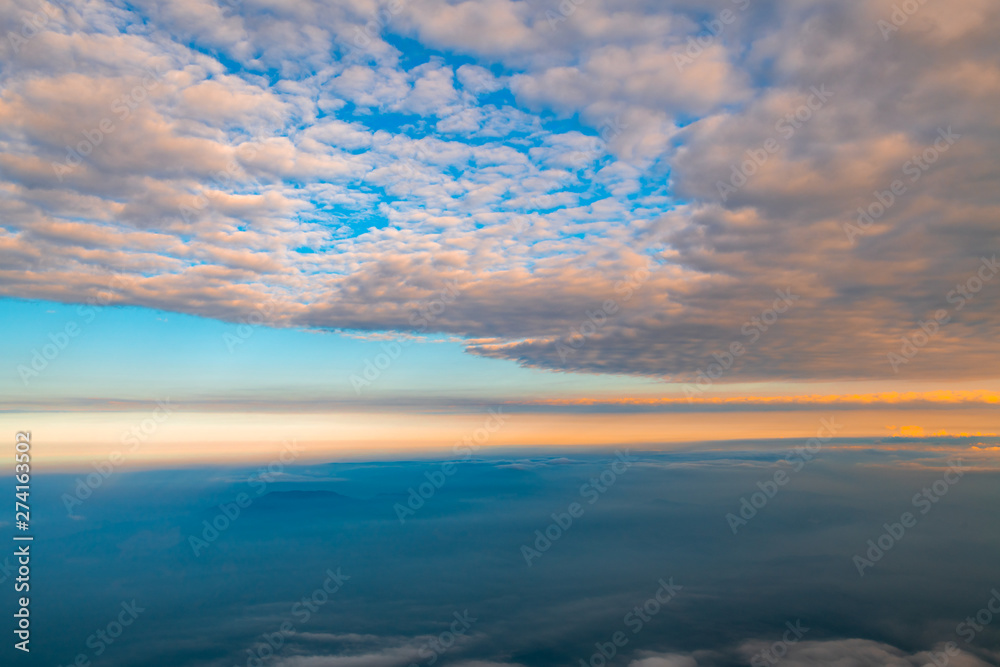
[
  {"left": 635, "top": 639, "right": 998, "bottom": 667},
  {"left": 2, "top": 0, "right": 999, "bottom": 384},
  {"left": 739, "top": 639, "right": 996, "bottom": 667},
  {"left": 629, "top": 655, "right": 698, "bottom": 667},
  {"left": 266, "top": 629, "right": 493, "bottom": 667}
]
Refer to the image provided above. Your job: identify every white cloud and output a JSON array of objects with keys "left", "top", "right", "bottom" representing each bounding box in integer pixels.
[{"left": 2, "top": 0, "right": 999, "bottom": 383}]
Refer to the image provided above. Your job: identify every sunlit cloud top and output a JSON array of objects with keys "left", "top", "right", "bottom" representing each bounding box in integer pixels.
[{"left": 2, "top": 0, "right": 999, "bottom": 384}]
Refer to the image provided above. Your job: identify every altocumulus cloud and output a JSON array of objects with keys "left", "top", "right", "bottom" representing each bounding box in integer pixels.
[{"left": 1, "top": 0, "right": 998, "bottom": 382}]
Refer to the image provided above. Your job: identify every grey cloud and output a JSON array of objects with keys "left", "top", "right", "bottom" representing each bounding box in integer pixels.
[{"left": 2, "top": 0, "right": 999, "bottom": 383}]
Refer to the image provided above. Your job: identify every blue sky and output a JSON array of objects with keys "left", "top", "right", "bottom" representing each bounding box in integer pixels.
[
  {"left": 1, "top": 0, "right": 998, "bottom": 452},
  {"left": 2, "top": 2, "right": 999, "bottom": 666},
  {"left": 2, "top": 297, "right": 671, "bottom": 405}
]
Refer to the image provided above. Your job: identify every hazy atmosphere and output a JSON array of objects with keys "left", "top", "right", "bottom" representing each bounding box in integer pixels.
[{"left": 1, "top": 0, "right": 998, "bottom": 665}]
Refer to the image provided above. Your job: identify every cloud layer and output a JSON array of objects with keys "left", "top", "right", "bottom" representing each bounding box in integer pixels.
[
  {"left": 33, "top": 447, "right": 1000, "bottom": 666},
  {"left": 2, "top": 0, "right": 999, "bottom": 382}
]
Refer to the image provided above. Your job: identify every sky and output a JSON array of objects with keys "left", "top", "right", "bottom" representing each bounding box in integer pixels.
[
  {"left": 2, "top": 3, "right": 1000, "bottom": 667},
  {"left": 1, "top": 0, "right": 999, "bottom": 464}
]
